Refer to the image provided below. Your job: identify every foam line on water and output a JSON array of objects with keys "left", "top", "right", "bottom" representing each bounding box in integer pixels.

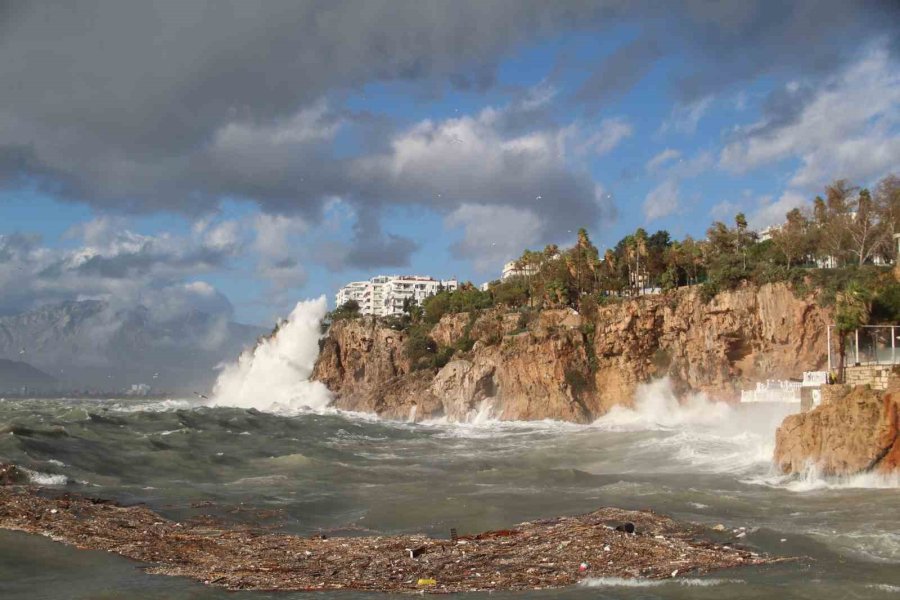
[
  {"left": 580, "top": 577, "right": 740, "bottom": 588},
  {"left": 746, "top": 465, "right": 900, "bottom": 491}
]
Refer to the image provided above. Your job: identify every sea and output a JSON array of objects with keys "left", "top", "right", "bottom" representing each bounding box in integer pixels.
[{"left": 1, "top": 298, "right": 898, "bottom": 599}]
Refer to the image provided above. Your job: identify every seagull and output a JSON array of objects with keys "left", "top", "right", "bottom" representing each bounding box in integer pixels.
[
  {"left": 18, "top": 348, "right": 25, "bottom": 355},
  {"left": 193, "top": 391, "right": 209, "bottom": 400}
]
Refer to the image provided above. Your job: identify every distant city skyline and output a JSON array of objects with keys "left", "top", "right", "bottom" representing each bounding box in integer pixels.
[{"left": 1, "top": 1, "right": 898, "bottom": 326}]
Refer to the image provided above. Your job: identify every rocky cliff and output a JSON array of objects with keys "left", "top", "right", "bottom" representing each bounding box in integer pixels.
[
  {"left": 312, "top": 282, "right": 831, "bottom": 422},
  {"left": 774, "top": 382, "right": 900, "bottom": 476}
]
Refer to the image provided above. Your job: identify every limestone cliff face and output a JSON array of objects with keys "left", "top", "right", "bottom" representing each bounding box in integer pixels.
[
  {"left": 312, "top": 282, "right": 831, "bottom": 422},
  {"left": 589, "top": 282, "right": 830, "bottom": 412},
  {"left": 773, "top": 383, "right": 900, "bottom": 476}
]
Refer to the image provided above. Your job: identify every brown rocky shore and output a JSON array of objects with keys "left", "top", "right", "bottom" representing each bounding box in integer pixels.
[
  {"left": 0, "top": 469, "right": 778, "bottom": 593},
  {"left": 313, "top": 282, "right": 830, "bottom": 422},
  {"left": 774, "top": 380, "right": 900, "bottom": 476}
]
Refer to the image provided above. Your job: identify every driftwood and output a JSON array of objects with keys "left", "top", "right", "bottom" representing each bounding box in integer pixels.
[{"left": 0, "top": 475, "right": 780, "bottom": 593}]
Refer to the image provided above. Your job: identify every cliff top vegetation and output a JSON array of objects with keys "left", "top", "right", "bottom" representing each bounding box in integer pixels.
[{"left": 416, "top": 176, "right": 900, "bottom": 319}]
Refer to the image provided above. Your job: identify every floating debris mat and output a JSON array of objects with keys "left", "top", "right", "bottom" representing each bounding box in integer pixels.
[{"left": 0, "top": 481, "right": 781, "bottom": 593}]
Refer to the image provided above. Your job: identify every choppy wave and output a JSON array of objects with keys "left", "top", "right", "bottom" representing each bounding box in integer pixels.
[
  {"left": 110, "top": 399, "right": 195, "bottom": 413},
  {"left": 210, "top": 297, "right": 333, "bottom": 413}
]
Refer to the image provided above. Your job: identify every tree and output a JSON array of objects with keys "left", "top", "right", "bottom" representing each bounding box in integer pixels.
[
  {"left": 875, "top": 174, "right": 900, "bottom": 261},
  {"left": 847, "top": 187, "right": 886, "bottom": 266},
  {"left": 562, "top": 228, "right": 600, "bottom": 303},
  {"left": 513, "top": 248, "right": 543, "bottom": 308},
  {"left": 646, "top": 230, "right": 672, "bottom": 287},
  {"left": 622, "top": 228, "right": 649, "bottom": 294},
  {"left": 834, "top": 282, "right": 872, "bottom": 383},
  {"left": 816, "top": 180, "right": 857, "bottom": 266},
  {"left": 771, "top": 208, "right": 812, "bottom": 268},
  {"left": 733, "top": 213, "right": 756, "bottom": 271},
  {"left": 402, "top": 296, "right": 424, "bottom": 323},
  {"left": 329, "top": 300, "right": 361, "bottom": 321},
  {"left": 705, "top": 221, "right": 734, "bottom": 259}
]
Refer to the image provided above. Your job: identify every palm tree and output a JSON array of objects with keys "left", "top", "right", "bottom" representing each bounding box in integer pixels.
[{"left": 834, "top": 282, "right": 872, "bottom": 383}]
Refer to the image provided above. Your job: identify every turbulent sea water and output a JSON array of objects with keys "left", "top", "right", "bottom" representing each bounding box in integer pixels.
[
  {"left": 2, "top": 393, "right": 899, "bottom": 599},
  {"left": 1, "top": 299, "right": 898, "bottom": 599}
]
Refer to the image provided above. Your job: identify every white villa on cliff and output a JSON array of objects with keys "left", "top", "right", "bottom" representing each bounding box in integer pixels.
[{"left": 336, "top": 275, "right": 458, "bottom": 317}]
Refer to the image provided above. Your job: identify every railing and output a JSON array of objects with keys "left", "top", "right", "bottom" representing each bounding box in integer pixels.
[
  {"left": 740, "top": 380, "right": 801, "bottom": 403},
  {"left": 827, "top": 325, "right": 900, "bottom": 371}
]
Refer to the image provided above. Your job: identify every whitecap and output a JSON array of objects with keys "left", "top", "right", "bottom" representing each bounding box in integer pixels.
[{"left": 22, "top": 468, "right": 67, "bottom": 486}]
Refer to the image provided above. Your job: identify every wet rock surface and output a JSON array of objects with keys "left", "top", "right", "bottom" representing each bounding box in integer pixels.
[{"left": 0, "top": 477, "right": 780, "bottom": 593}]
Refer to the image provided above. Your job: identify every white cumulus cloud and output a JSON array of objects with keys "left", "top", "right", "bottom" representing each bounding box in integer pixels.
[{"left": 643, "top": 179, "right": 681, "bottom": 221}]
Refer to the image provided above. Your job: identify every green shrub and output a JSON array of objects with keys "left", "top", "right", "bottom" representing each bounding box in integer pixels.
[
  {"left": 564, "top": 369, "right": 591, "bottom": 394},
  {"left": 405, "top": 327, "right": 437, "bottom": 369},
  {"left": 699, "top": 281, "right": 719, "bottom": 303},
  {"left": 872, "top": 281, "right": 900, "bottom": 323},
  {"left": 492, "top": 278, "right": 530, "bottom": 308},
  {"left": 328, "top": 300, "right": 361, "bottom": 321},
  {"left": 422, "top": 288, "right": 493, "bottom": 323},
  {"left": 433, "top": 346, "right": 456, "bottom": 369}
]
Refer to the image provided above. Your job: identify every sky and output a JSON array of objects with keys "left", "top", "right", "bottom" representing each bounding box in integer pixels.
[{"left": 1, "top": 1, "right": 899, "bottom": 327}]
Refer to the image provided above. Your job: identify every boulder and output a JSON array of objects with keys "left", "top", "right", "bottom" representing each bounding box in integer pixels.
[{"left": 774, "top": 383, "right": 900, "bottom": 476}]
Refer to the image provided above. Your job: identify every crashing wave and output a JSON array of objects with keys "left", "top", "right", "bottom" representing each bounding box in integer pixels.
[{"left": 210, "top": 297, "right": 333, "bottom": 414}]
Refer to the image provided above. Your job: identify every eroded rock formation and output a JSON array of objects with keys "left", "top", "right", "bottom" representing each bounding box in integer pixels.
[
  {"left": 774, "top": 382, "right": 900, "bottom": 476},
  {"left": 312, "top": 282, "right": 831, "bottom": 422}
]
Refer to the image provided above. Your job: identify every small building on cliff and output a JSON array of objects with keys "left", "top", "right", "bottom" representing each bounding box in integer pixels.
[{"left": 336, "top": 275, "right": 458, "bottom": 317}]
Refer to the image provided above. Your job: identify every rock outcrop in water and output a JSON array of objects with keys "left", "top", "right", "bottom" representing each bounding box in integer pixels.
[
  {"left": 774, "top": 381, "right": 900, "bottom": 476},
  {"left": 0, "top": 479, "right": 778, "bottom": 593},
  {"left": 312, "top": 282, "right": 830, "bottom": 422}
]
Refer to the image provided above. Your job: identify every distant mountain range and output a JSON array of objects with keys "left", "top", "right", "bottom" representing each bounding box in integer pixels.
[
  {"left": 0, "top": 359, "right": 57, "bottom": 392},
  {"left": 0, "top": 300, "right": 266, "bottom": 392}
]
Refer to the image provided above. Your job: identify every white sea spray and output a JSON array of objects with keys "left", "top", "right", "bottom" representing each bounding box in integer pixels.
[{"left": 210, "top": 297, "right": 333, "bottom": 413}]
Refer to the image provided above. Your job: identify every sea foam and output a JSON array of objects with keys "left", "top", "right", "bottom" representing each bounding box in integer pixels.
[{"left": 592, "top": 378, "right": 798, "bottom": 475}]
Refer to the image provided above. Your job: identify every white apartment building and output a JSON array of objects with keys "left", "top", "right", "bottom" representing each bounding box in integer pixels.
[
  {"left": 335, "top": 275, "right": 458, "bottom": 317},
  {"left": 501, "top": 260, "right": 539, "bottom": 280}
]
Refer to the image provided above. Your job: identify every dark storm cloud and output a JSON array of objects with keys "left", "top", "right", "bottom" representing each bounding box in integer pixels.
[
  {"left": 671, "top": 0, "right": 899, "bottom": 101},
  {"left": 346, "top": 233, "right": 417, "bottom": 269},
  {"left": 1, "top": 0, "right": 896, "bottom": 271},
  {"left": 571, "top": 1, "right": 899, "bottom": 109},
  {"left": 576, "top": 38, "right": 662, "bottom": 109},
  {"left": 0, "top": 1, "right": 611, "bottom": 210}
]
